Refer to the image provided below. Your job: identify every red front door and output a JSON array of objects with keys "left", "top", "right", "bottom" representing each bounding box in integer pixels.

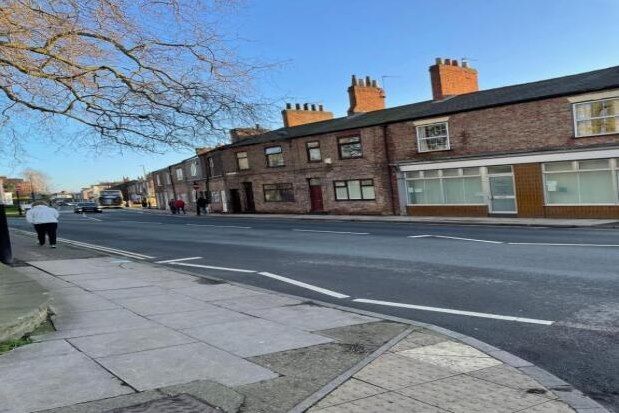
[{"left": 309, "top": 183, "right": 324, "bottom": 213}]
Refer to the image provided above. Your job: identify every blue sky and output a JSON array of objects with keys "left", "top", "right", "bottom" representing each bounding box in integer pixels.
[{"left": 2, "top": 0, "right": 618, "bottom": 191}]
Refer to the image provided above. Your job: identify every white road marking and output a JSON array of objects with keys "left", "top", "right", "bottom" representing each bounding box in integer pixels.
[
  {"left": 508, "top": 242, "right": 619, "bottom": 247},
  {"left": 353, "top": 298, "right": 554, "bottom": 325},
  {"left": 170, "top": 262, "right": 256, "bottom": 273},
  {"left": 292, "top": 229, "right": 370, "bottom": 235},
  {"left": 258, "top": 271, "right": 349, "bottom": 299},
  {"left": 116, "top": 220, "right": 163, "bottom": 225},
  {"left": 407, "top": 235, "right": 434, "bottom": 238},
  {"left": 186, "top": 224, "right": 252, "bottom": 229},
  {"left": 155, "top": 257, "right": 202, "bottom": 264},
  {"left": 57, "top": 238, "right": 155, "bottom": 260},
  {"left": 433, "top": 235, "right": 504, "bottom": 244},
  {"left": 81, "top": 214, "right": 102, "bottom": 222}
]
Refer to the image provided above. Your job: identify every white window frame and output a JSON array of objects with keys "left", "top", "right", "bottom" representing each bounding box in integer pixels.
[
  {"left": 334, "top": 179, "right": 376, "bottom": 201},
  {"left": 416, "top": 122, "right": 451, "bottom": 153},
  {"left": 572, "top": 97, "right": 619, "bottom": 138},
  {"left": 236, "top": 152, "right": 249, "bottom": 170},
  {"left": 190, "top": 162, "right": 198, "bottom": 177},
  {"left": 175, "top": 168, "right": 183, "bottom": 181},
  {"left": 542, "top": 158, "right": 619, "bottom": 206},
  {"left": 156, "top": 175, "right": 161, "bottom": 186}
]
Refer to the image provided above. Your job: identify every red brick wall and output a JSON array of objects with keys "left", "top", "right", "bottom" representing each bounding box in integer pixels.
[
  {"left": 282, "top": 108, "right": 334, "bottom": 127},
  {"left": 545, "top": 206, "right": 619, "bottom": 219},
  {"left": 407, "top": 205, "right": 488, "bottom": 217},
  {"left": 348, "top": 83, "right": 385, "bottom": 114},
  {"left": 387, "top": 96, "right": 619, "bottom": 163}
]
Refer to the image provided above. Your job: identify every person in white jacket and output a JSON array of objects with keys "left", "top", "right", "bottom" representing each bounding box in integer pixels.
[{"left": 26, "top": 201, "right": 59, "bottom": 248}]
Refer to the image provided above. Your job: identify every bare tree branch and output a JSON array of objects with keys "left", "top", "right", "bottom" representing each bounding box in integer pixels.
[{"left": 0, "top": 0, "right": 269, "bottom": 153}]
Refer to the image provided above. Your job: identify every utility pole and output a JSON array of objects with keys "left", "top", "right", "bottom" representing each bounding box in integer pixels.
[{"left": 0, "top": 204, "right": 13, "bottom": 265}]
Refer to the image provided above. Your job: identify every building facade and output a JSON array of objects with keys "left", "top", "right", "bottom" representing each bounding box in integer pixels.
[{"left": 149, "top": 60, "right": 619, "bottom": 219}]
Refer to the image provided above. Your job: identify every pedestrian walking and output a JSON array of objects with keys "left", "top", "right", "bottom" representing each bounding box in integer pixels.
[
  {"left": 26, "top": 201, "right": 59, "bottom": 248},
  {"left": 196, "top": 196, "right": 207, "bottom": 216},
  {"left": 175, "top": 198, "right": 186, "bottom": 214},
  {"left": 168, "top": 199, "right": 177, "bottom": 214}
]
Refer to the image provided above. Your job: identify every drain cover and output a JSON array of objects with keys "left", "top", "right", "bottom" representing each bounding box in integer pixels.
[{"left": 108, "top": 394, "right": 221, "bottom": 413}]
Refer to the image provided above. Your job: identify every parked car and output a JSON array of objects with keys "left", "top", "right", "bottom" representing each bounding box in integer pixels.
[
  {"left": 74, "top": 202, "right": 103, "bottom": 213},
  {"left": 19, "top": 203, "right": 33, "bottom": 213}
]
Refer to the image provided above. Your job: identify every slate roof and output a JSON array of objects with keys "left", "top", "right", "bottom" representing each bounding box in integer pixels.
[{"left": 221, "top": 65, "right": 619, "bottom": 150}]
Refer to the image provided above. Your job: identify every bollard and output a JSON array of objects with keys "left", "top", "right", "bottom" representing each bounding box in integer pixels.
[{"left": 0, "top": 204, "right": 14, "bottom": 265}]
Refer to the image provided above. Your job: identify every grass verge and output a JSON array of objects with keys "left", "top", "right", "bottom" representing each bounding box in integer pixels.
[{"left": 0, "top": 336, "right": 33, "bottom": 354}]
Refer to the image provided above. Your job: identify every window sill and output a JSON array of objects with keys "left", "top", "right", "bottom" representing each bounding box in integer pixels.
[
  {"left": 339, "top": 156, "right": 364, "bottom": 160},
  {"left": 407, "top": 203, "right": 486, "bottom": 206},
  {"left": 335, "top": 199, "right": 376, "bottom": 202},
  {"left": 545, "top": 203, "right": 619, "bottom": 206},
  {"left": 573, "top": 131, "right": 619, "bottom": 138},
  {"left": 416, "top": 148, "right": 452, "bottom": 154}
]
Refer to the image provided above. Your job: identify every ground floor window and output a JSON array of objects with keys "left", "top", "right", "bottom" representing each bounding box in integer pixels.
[
  {"left": 210, "top": 191, "right": 221, "bottom": 203},
  {"left": 406, "top": 167, "right": 484, "bottom": 205},
  {"left": 334, "top": 179, "right": 375, "bottom": 201},
  {"left": 264, "top": 183, "right": 295, "bottom": 202},
  {"left": 543, "top": 159, "right": 619, "bottom": 205}
]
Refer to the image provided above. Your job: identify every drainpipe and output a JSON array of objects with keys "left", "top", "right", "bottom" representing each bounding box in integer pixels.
[{"left": 381, "top": 125, "right": 399, "bottom": 215}]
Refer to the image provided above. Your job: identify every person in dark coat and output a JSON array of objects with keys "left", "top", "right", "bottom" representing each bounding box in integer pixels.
[
  {"left": 196, "top": 196, "right": 207, "bottom": 216},
  {"left": 168, "top": 199, "right": 177, "bottom": 214},
  {"left": 175, "top": 198, "right": 186, "bottom": 214}
]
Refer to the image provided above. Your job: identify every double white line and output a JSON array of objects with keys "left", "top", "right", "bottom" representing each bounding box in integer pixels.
[{"left": 57, "top": 238, "right": 155, "bottom": 260}]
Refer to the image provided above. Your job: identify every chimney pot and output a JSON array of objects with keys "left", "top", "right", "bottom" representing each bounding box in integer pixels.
[
  {"left": 452, "top": 59, "right": 458, "bottom": 66},
  {"left": 435, "top": 57, "right": 443, "bottom": 65},
  {"left": 311, "top": 104, "right": 316, "bottom": 111},
  {"left": 286, "top": 103, "right": 292, "bottom": 109},
  {"left": 351, "top": 74, "right": 357, "bottom": 85},
  {"left": 295, "top": 103, "right": 301, "bottom": 110},
  {"left": 365, "top": 75, "right": 371, "bottom": 86},
  {"left": 319, "top": 104, "right": 324, "bottom": 111},
  {"left": 445, "top": 58, "right": 451, "bottom": 65},
  {"left": 371, "top": 79, "right": 377, "bottom": 87},
  {"left": 303, "top": 103, "right": 309, "bottom": 110},
  {"left": 462, "top": 60, "right": 469, "bottom": 68}
]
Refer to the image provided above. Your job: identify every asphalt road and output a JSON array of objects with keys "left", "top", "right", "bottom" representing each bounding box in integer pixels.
[{"left": 9, "top": 209, "right": 619, "bottom": 411}]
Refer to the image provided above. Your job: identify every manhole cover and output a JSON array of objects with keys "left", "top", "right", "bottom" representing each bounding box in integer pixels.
[{"left": 108, "top": 394, "right": 221, "bottom": 413}]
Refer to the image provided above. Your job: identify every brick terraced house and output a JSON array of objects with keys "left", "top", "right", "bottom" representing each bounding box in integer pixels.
[{"left": 152, "top": 59, "right": 619, "bottom": 219}]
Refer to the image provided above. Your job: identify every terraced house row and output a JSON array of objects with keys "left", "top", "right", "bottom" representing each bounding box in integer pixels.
[{"left": 149, "top": 59, "right": 619, "bottom": 218}]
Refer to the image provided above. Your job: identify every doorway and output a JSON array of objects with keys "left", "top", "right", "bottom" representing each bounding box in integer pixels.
[
  {"left": 487, "top": 166, "right": 517, "bottom": 214},
  {"left": 229, "top": 189, "right": 242, "bottom": 213},
  {"left": 308, "top": 178, "right": 324, "bottom": 213},
  {"left": 242, "top": 182, "right": 255, "bottom": 212}
]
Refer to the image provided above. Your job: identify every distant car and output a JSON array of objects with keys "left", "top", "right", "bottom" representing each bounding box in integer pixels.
[
  {"left": 20, "top": 203, "right": 33, "bottom": 212},
  {"left": 74, "top": 202, "right": 103, "bottom": 213}
]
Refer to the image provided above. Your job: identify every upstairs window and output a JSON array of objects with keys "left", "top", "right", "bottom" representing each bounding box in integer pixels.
[
  {"left": 306, "top": 141, "right": 322, "bottom": 162},
  {"left": 417, "top": 122, "right": 450, "bottom": 152},
  {"left": 265, "top": 146, "right": 284, "bottom": 167},
  {"left": 156, "top": 175, "right": 162, "bottom": 186},
  {"left": 574, "top": 98, "right": 618, "bottom": 137},
  {"left": 175, "top": 168, "right": 183, "bottom": 181},
  {"left": 236, "top": 152, "right": 249, "bottom": 170},
  {"left": 338, "top": 136, "right": 362, "bottom": 159},
  {"left": 165, "top": 174, "right": 171, "bottom": 185},
  {"left": 190, "top": 162, "right": 198, "bottom": 177},
  {"left": 207, "top": 157, "right": 215, "bottom": 177}
]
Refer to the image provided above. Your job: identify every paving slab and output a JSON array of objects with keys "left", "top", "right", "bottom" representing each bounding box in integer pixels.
[
  {"left": 469, "top": 364, "right": 556, "bottom": 395},
  {"left": 248, "top": 304, "right": 377, "bottom": 332},
  {"left": 38, "top": 391, "right": 164, "bottom": 413},
  {"left": 95, "top": 286, "right": 169, "bottom": 300},
  {"left": 146, "top": 305, "right": 253, "bottom": 330},
  {"left": 236, "top": 376, "right": 321, "bottom": 413},
  {"left": 211, "top": 293, "right": 303, "bottom": 312},
  {"left": 396, "top": 342, "right": 502, "bottom": 373},
  {"left": 0, "top": 339, "right": 76, "bottom": 366},
  {"left": 518, "top": 400, "right": 576, "bottom": 412},
  {"left": 310, "top": 391, "right": 448, "bottom": 412},
  {"left": 389, "top": 331, "right": 450, "bottom": 352},
  {"left": 0, "top": 351, "right": 132, "bottom": 413},
  {"left": 396, "top": 374, "right": 550, "bottom": 413},
  {"left": 353, "top": 353, "right": 457, "bottom": 390},
  {"left": 28, "top": 257, "right": 126, "bottom": 276},
  {"left": 96, "top": 342, "right": 278, "bottom": 390},
  {"left": 182, "top": 318, "right": 333, "bottom": 357},
  {"left": 160, "top": 380, "right": 245, "bottom": 413},
  {"left": 50, "top": 292, "right": 120, "bottom": 313},
  {"left": 67, "top": 276, "right": 154, "bottom": 291},
  {"left": 68, "top": 326, "right": 195, "bottom": 358},
  {"left": 313, "top": 378, "right": 385, "bottom": 409},
  {"left": 50, "top": 308, "right": 154, "bottom": 333},
  {"left": 113, "top": 293, "right": 211, "bottom": 316},
  {"left": 171, "top": 284, "right": 264, "bottom": 302}
]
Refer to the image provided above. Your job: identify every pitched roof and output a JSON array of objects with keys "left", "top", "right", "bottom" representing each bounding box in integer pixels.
[{"left": 221, "top": 65, "right": 619, "bottom": 150}]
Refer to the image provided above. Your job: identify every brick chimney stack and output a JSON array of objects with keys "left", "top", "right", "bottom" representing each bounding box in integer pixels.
[
  {"left": 347, "top": 75, "right": 385, "bottom": 115},
  {"left": 429, "top": 57, "right": 479, "bottom": 100},
  {"left": 281, "top": 102, "right": 334, "bottom": 128}
]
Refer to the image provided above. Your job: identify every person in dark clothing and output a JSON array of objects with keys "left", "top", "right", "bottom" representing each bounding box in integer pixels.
[
  {"left": 196, "top": 196, "right": 207, "bottom": 216},
  {"left": 168, "top": 199, "right": 177, "bottom": 214}
]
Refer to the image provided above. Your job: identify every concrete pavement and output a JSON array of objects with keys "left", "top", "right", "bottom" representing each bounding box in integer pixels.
[{"left": 1, "top": 251, "right": 598, "bottom": 413}]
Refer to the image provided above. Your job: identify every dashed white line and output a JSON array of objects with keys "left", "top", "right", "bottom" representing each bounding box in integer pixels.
[
  {"left": 353, "top": 298, "right": 554, "bottom": 325},
  {"left": 508, "top": 242, "right": 619, "bottom": 247},
  {"left": 116, "top": 220, "right": 163, "bottom": 225},
  {"left": 170, "top": 262, "right": 256, "bottom": 273},
  {"left": 292, "top": 229, "right": 370, "bottom": 235},
  {"left": 258, "top": 271, "right": 349, "bottom": 299},
  {"left": 407, "top": 234, "right": 503, "bottom": 243},
  {"left": 155, "top": 256, "right": 202, "bottom": 264},
  {"left": 186, "top": 224, "right": 252, "bottom": 229}
]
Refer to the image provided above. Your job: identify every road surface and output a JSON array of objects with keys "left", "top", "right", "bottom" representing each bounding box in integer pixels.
[{"left": 9, "top": 209, "right": 619, "bottom": 411}]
